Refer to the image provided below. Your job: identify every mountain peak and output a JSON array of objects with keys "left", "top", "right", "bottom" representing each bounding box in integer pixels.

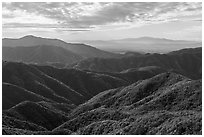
[{"left": 20, "top": 35, "right": 39, "bottom": 39}]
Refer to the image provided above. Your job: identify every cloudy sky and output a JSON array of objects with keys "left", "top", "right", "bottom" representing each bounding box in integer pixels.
[{"left": 2, "top": 2, "right": 202, "bottom": 42}]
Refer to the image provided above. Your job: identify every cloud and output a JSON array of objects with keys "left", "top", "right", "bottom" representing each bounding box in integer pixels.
[
  {"left": 2, "top": 14, "right": 15, "bottom": 18},
  {"left": 192, "top": 19, "right": 202, "bottom": 22},
  {"left": 3, "top": 23, "right": 63, "bottom": 28},
  {"left": 55, "top": 29, "right": 91, "bottom": 32},
  {"left": 2, "top": 2, "right": 202, "bottom": 30},
  {"left": 3, "top": 23, "right": 93, "bottom": 34},
  {"left": 164, "top": 25, "right": 202, "bottom": 39}
]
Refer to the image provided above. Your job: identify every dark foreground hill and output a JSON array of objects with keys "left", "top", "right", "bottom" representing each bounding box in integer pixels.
[
  {"left": 2, "top": 82, "right": 52, "bottom": 109},
  {"left": 3, "top": 101, "right": 69, "bottom": 130},
  {"left": 2, "top": 61, "right": 127, "bottom": 108},
  {"left": 3, "top": 72, "right": 202, "bottom": 135},
  {"left": 72, "top": 47, "right": 202, "bottom": 79}
]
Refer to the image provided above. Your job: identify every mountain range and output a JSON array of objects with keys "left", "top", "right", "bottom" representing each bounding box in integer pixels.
[
  {"left": 2, "top": 35, "right": 120, "bottom": 65},
  {"left": 3, "top": 45, "right": 83, "bottom": 65},
  {"left": 82, "top": 37, "right": 201, "bottom": 53},
  {"left": 2, "top": 35, "right": 202, "bottom": 135},
  {"left": 3, "top": 35, "right": 201, "bottom": 67}
]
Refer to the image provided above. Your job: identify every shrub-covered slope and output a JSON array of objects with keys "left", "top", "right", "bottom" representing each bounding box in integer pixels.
[
  {"left": 54, "top": 72, "right": 202, "bottom": 135},
  {"left": 2, "top": 82, "right": 52, "bottom": 109},
  {"left": 3, "top": 101, "right": 69, "bottom": 130}
]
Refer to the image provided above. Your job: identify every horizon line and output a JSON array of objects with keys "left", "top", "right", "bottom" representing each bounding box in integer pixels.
[{"left": 2, "top": 34, "right": 202, "bottom": 43}]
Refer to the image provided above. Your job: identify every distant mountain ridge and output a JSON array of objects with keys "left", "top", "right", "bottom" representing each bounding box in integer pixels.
[
  {"left": 2, "top": 35, "right": 120, "bottom": 60},
  {"left": 3, "top": 45, "right": 83, "bottom": 65},
  {"left": 82, "top": 37, "right": 201, "bottom": 53},
  {"left": 3, "top": 35, "right": 201, "bottom": 66}
]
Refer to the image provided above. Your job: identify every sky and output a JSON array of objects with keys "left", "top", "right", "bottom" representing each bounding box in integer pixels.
[{"left": 2, "top": 2, "right": 202, "bottom": 42}]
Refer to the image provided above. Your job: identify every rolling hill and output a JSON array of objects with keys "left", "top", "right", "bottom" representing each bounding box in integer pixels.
[
  {"left": 2, "top": 82, "right": 52, "bottom": 109},
  {"left": 3, "top": 101, "right": 69, "bottom": 130},
  {"left": 3, "top": 61, "right": 169, "bottom": 109},
  {"left": 2, "top": 62, "right": 125, "bottom": 108},
  {"left": 2, "top": 61, "right": 86, "bottom": 106},
  {"left": 72, "top": 47, "right": 202, "bottom": 79}
]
